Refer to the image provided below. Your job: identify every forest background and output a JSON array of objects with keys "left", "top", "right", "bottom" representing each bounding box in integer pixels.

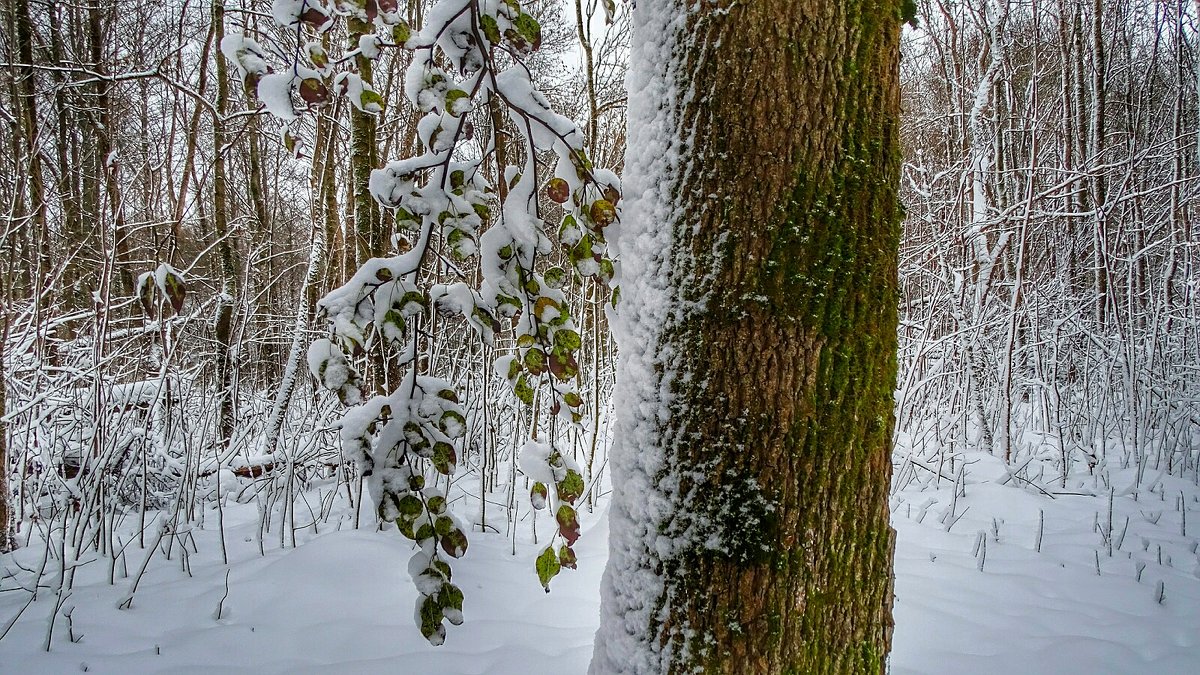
[{"left": 0, "top": 0, "right": 1198, "bottom": 667}]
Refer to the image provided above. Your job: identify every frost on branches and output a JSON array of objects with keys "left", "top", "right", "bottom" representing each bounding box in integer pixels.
[{"left": 248, "top": 0, "right": 620, "bottom": 643}]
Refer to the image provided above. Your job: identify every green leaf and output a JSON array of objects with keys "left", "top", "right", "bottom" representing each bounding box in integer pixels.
[
  {"left": 536, "top": 545, "right": 561, "bottom": 591},
  {"left": 432, "top": 559, "right": 452, "bottom": 581},
  {"left": 570, "top": 234, "right": 594, "bottom": 264},
  {"left": 558, "top": 214, "right": 581, "bottom": 246},
  {"left": 432, "top": 441, "right": 457, "bottom": 475},
  {"left": 398, "top": 494, "right": 424, "bottom": 518},
  {"left": 418, "top": 595, "right": 445, "bottom": 644},
  {"left": 598, "top": 258, "right": 615, "bottom": 283},
  {"left": 439, "top": 410, "right": 467, "bottom": 439},
  {"left": 435, "top": 515, "right": 455, "bottom": 537},
  {"left": 282, "top": 130, "right": 297, "bottom": 154},
  {"left": 512, "top": 13, "right": 542, "bottom": 51},
  {"left": 162, "top": 270, "right": 186, "bottom": 313},
  {"left": 514, "top": 373, "right": 534, "bottom": 405},
  {"left": 553, "top": 329, "right": 582, "bottom": 352},
  {"left": 556, "top": 469, "right": 584, "bottom": 504},
  {"left": 426, "top": 495, "right": 447, "bottom": 514},
  {"left": 530, "top": 482, "right": 548, "bottom": 510},
  {"left": 359, "top": 88, "right": 385, "bottom": 112},
  {"left": 400, "top": 290, "right": 428, "bottom": 315},
  {"left": 137, "top": 276, "right": 156, "bottom": 319},
  {"left": 396, "top": 518, "right": 415, "bottom": 539},
  {"left": 589, "top": 199, "right": 617, "bottom": 228},
  {"left": 523, "top": 347, "right": 546, "bottom": 375},
  {"left": 562, "top": 391, "right": 583, "bottom": 408},
  {"left": 444, "top": 89, "right": 470, "bottom": 115},
  {"left": 404, "top": 421, "right": 430, "bottom": 453},
  {"left": 392, "top": 20, "right": 412, "bottom": 45},
  {"left": 556, "top": 504, "right": 581, "bottom": 545},
  {"left": 533, "top": 296, "right": 558, "bottom": 322},
  {"left": 480, "top": 14, "right": 501, "bottom": 44},
  {"left": 472, "top": 306, "right": 501, "bottom": 334},
  {"left": 308, "top": 45, "right": 329, "bottom": 70},
  {"left": 569, "top": 150, "right": 593, "bottom": 178},
  {"left": 439, "top": 583, "right": 464, "bottom": 624},
  {"left": 558, "top": 544, "right": 577, "bottom": 569},
  {"left": 542, "top": 266, "right": 567, "bottom": 289}
]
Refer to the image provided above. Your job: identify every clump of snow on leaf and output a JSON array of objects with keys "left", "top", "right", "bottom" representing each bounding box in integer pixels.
[
  {"left": 220, "top": 34, "right": 268, "bottom": 79},
  {"left": 257, "top": 73, "right": 298, "bottom": 120}
]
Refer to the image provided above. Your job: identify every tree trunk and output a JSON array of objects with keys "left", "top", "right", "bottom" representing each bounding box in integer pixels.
[
  {"left": 1089, "top": 0, "right": 1109, "bottom": 325},
  {"left": 212, "top": 0, "right": 237, "bottom": 450},
  {"left": 593, "top": 1, "right": 901, "bottom": 673},
  {"left": 595, "top": 0, "right": 897, "bottom": 667},
  {"left": 349, "top": 18, "right": 384, "bottom": 265},
  {"left": 13, "top": 0, "right": 50, "bottom": 304},
  {"left": 0, "top": 298, "right": 10, "bottom": 552}
]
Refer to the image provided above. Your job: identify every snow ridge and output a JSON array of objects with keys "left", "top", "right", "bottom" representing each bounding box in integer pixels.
[{"left": 591, "top": 1, "right": 690, "bottom": 672}]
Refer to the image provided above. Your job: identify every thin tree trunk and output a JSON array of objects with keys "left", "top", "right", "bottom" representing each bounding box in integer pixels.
[
  {"left": 212, "top": 0, "right": 237, "bottom": 450},
  {"left": 349, "top": 18, "right": 383, "bottom": 265},
  {"left": 0, "top": 294, "right": 11, "bottom": 552},
  {"left": 170, "top": 21, "right": 215, "bottom": 266},
  {"left": 13, "top": 0, "right": 50, "bottom": 305}
]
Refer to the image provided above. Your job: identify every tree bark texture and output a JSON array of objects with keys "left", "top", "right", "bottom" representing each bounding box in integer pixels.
[
  {"left": 12, "top": 0, "right": 50, "bottom": 303},
  {"left": 212, "top": 1, "right": 237, "bottom": 449},
  {"left": 350, "top": 18, "right": 385, "bottom": 266},
  {"left": 594, "top": 0, "right": 901, "bottom": 673}
]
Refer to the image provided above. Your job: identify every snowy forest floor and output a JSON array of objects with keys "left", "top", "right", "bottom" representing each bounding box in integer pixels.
[{"left": 3, "top": 451, "right": 1199, "bottom": 674}]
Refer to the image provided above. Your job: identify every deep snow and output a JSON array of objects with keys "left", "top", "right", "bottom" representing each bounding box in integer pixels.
[{"left": 2, "top": 452, "right": 1199, "bottom": 674}]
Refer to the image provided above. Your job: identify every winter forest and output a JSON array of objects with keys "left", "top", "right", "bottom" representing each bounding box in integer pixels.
[{"left": 1, "top": 0, "right": 1198, "bottom": 672}]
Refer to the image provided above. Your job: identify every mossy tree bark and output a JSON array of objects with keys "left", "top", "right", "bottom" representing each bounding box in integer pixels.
[
  {"left": 594, "top": 0, "right": 901, "bottom": 673},
  {"left": 349, "top": 18, "right": 385, "bottom": 266}
]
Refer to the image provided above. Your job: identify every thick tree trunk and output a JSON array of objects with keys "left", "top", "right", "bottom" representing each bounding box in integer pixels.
[{"left": 593, "top": 1, "right": 901, "bottom": 673}]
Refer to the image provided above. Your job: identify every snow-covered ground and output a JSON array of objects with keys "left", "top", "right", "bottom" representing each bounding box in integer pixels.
[
  {"left": 3, "top": 453, "right": 1198, "bottom": 674},
  {"left": 889, "top": 453, "right": 1200, "bottom": 674}
]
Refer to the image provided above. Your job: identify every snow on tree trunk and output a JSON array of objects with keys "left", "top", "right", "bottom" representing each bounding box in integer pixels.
[{"left": 593, "top": 0, "right": 901, "bottom": 672}]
